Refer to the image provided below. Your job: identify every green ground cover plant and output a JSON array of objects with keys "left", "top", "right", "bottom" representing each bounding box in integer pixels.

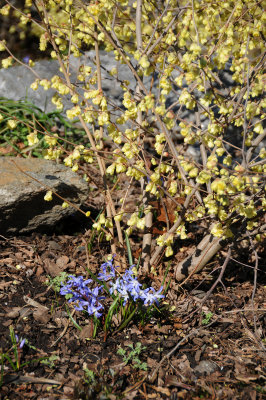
[{"left": 117, "top": 342, "right": 148, "bottom": 371}]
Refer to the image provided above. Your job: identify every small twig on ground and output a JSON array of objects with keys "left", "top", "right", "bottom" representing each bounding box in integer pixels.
[
  {"left": 51, "top": 309, "right": 75, "bottom": 347},
  {"left": 123, "top": 376, "right": 147, "bottom": 396},
  {"left": 0, "top": 235, "right": 8, "bottom": 240},
  {"left": 198, "top": 246, "right": 232, "bottom": 306},
  {"left": 248, "top": 234, "right": 260, "bottom": 339},
  {"left": 147, "top": 329, "right": 198, "bottom": 383}
]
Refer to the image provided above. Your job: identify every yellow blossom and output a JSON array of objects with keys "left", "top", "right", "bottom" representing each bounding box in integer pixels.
[
  {"left": 139, "top": 55, "right": 150, "bottom": 69},
  {"left": 176, "top": 224, "right": 187, "bottom": 239},
  {"left": 27, "top": 131, "right": 39, "bottom": 146},
  {"left": 211, "top": 223, "right": 224, "bottom": 237},
  {"left": 196, "top": 171, "right": 211, "bottom": 184},
  {"left": 71, "top": 94, "right": 79, "bottom": 103},
  {"left": 211, "top": 179, "right": 227, "bottom": 195},
  {"left": 0, "top": 40, "right": 6, "bottom": 51},
  {"left": 7, "top": 119, "right": 18, "bottom": 129},
  {"left": 72, "top": 164, "right": 79, "bottom": 172},
  {"left": 30, "top": 80, "right": 40, "bottom": 91},
  {"left": 66, "top": 106, "right": 81, "bottom": 120},
  {"left": 0, "top": 5, "right": 10, "bottom": 16},
  {"left": 110, "top": 67, "right": 117, "bottom": 76},
  {"left": 253, "top": 122, "right": 263, "bottom": 134},
  {"left": 136, "top": 217, "right": 146, "bottom": 230},
  {"left": 44, "top": 134, "right": 58, "bottom": 146},
  {"left": 2, "top": 57, "right": 13, "bottom": 69},
  {"left": 169, "top": 181, "right": 177, "bottom": 196},
  {"left": 165, "top": 246, "right": 173, "bottom": 257},
  {"left": 44, "top": 191, "right": 53, "bottom": 201}
]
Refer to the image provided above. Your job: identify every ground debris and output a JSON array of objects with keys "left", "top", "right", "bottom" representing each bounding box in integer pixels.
[{"left": 0, "top": 232, "right": 265, "bottom": 399}]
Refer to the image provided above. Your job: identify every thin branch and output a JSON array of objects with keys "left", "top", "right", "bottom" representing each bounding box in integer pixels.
[
  {"left": 39, "top": 1, "right": 124, "bottom": 250},
  {"left": 150, "top": 183, "right": 200, "bottom": 266},
  {"left": 147, "top": 329, "right": 198, "bottom": 383},
  {"left": 198, "top": 246, "right": 232, "bottom": 305},
  {"left": 241, "top": 36, "right": 250, "bottom": 170},
  {"left": 248, "top": 234, "right": 260, "bottom": 338},
  {"left": 142, "top": 1, "right": 171, "bottom": 55}
]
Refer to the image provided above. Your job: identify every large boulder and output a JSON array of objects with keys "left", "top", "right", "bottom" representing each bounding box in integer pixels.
[
  {"left": 0, "top": 51, "right": 134, "bottom": 114},
  {"left": 0, "top": 157, "right": 88, "bottom": 234}
]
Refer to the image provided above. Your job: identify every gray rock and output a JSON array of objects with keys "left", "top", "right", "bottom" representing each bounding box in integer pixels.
[
  {"left": 0, "top": 51, "right": 236, "bottom": 134},
  {"left": 0, "top": 51, "right": 138, "bottom": 113},
  {"left": 1, "top": 52, "right": 262, "bottom": 158},
  {"left": 0, "top": 157, "right": 88, "bottom": 234}
]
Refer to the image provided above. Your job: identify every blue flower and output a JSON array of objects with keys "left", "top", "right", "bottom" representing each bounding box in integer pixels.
[
  {"left": 109, "top": 277, "right": 121, "bottom": 294},
  {"left": 98, "top": 258, "right": 117, "bottom": 281},
  {"left": 128, "top": 285, "right": 141, "bottom": 301},
  {"left": 60, "top": 258, "right": 165, "bottom": 320},
  {"left": 117, "top": 284, "right": 130, "bottom": 306},
  {"left": 15, "top": 335, "right": 26, "bottom": 349},
  {"left": 140, "top": 286, "right": 165, "bottom": 306},
  {"left": 60, "top": 276, "right": 105, "bottom": 318},
  {"left": 127, "top": 276, "right": 142, "bottom": 291},
  {"left": 60, "top": 275, "right": 92, "bottom": 296},
  {"left": 87, "top": 299, "right": 104, "bottom": 318},
  {"left": 123, "top": 266, "right": 135, "bottom": 281},
  {"left": 22, "top": 55, "right": 30, "bottom": 64}
]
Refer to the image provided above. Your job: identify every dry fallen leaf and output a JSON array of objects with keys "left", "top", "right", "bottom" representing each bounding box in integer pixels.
[
  {"left": 56, "top": 255, "right": 69, "bottom": 270},
  {"left": 235, "top": 374, "right": 260, "bottom": 382},
  {"left": 43, "top": 258, "right": 62, "bottom": 277}
]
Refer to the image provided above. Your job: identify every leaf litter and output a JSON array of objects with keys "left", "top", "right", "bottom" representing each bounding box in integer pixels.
[{"left": 0, "top": 232, "right": 265, "bottom": 399}]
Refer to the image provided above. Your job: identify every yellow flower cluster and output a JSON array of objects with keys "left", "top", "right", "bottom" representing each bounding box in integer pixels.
[
  {"left": 7, "top": 0, "right": 263, "bottom": 248},
  {"left": 2, "top": 57, "right": 13, "bottom": 69},
  {"left": 27, "top": 131, "right": 39, "bottom": 146}
]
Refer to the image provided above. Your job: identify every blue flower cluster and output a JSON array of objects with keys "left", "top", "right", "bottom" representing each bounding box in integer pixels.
[
  {"left": 60, "top": 275, "right": 105, "bottom": 318},
  {"left": 60, "top": 257, "right": 165, "bottom": 318},
  {"left": 100, "top": 260, "right": 165, "bottom": 307}
]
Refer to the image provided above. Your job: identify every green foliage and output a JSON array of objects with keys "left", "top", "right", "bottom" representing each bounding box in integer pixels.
[
  {"left": 40, "top": 354, "right": 59, "bottom": 368},
  {"left": 0, "top": 97, "right": 87, "bottom": 158},
  {"left": 46, "top": 272, "right": 71, "bottom": 294},
  {"left": 117, "top": 342, "right": 147, "bottom": 370},
  {"left": 202, "top": 312, "right": 213, "bottom": 325},
  {"left": 83, "top": 367, "right": 95, "bottom": 384},
  {"left": 0, "top": 326, "right": 47, "bottom": 388}
]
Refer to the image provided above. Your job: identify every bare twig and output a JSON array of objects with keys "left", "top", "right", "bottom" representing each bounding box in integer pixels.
[
  {"left": 142, "top": 1, "right": 171, "bottom": 55},
  {"left": 176, "top": 234, "right": 225, "bottom": 284},
  {"left": 248, "top": 234, "right": 260, "bottom": 338},
  {"left": 198, "top": 246, "right": 232, "bottom": 305},
  {"left": 147, "top": 329, "right": 198, "bottom": 383},
  {"left": 135, "top": 0, "right": 153, "bottom": 271},
  {"left": 38, "top": 1, "right": 124, "bottom": 253}
]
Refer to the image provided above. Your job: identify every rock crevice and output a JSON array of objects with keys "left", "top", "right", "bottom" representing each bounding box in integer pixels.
[{"left": 0, "top": 157, "right": 88, "bottom": 234}]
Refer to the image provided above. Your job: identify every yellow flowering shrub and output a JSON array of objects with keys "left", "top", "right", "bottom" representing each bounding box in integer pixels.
[{"left": 2, "top": 0, "right": 264, "bottom": 262}]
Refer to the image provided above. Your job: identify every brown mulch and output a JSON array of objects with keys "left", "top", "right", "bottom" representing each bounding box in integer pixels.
[{"left": 0, "top": 231, "right": 265, "bottom": 400}]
